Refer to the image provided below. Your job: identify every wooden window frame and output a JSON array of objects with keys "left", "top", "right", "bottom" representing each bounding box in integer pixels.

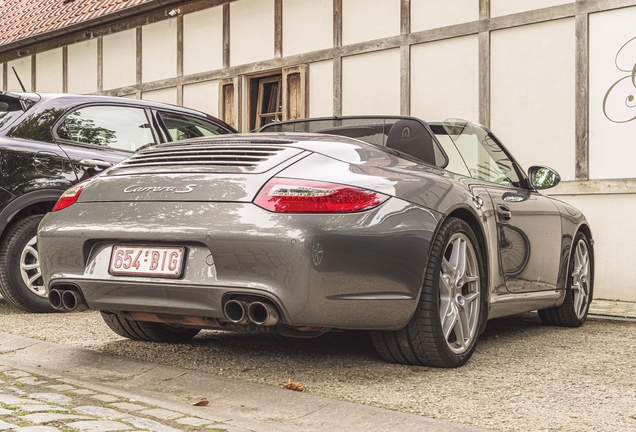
[{"left": 220, "top": 65, "right": 308, "bottom": 132}]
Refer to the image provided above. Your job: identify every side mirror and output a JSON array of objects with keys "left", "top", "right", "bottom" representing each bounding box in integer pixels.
[{"left": 527, "top": 165, "right": 561, "bottom": 190}]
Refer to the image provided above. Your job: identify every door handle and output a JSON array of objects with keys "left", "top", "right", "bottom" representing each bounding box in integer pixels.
[
  {"left": 497, "top": 205, "right": 512, "bottom": 222},
  {"left": 79, "top": 159, "right": 112, "bottom": 169}
]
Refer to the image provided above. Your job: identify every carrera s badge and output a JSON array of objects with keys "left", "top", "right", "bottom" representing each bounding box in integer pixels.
[{"left": 124, "top": 184, "right": 198, "bottom": 193}]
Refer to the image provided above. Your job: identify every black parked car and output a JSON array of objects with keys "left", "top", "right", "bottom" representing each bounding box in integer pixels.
[{"left": 0, "top": 92, "right": 235, "bottom": 312}]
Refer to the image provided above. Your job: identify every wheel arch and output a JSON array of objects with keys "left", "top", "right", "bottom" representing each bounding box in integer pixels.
[
  {"left": 445, "top": 207, "right": 489, "bottom": 287},
  {"left": 0, "top": 190, "right": 62, "bottom": 243},
  {"left": 445, "top": 206, "right": 491, "bottom": 333}
]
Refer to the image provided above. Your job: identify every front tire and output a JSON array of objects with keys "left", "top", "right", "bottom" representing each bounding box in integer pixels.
[
  {"left": 371, "top": 217, "right": 487, "bottom": 367},
  {"left": 101, "top": 312, "right": 201, "bottom": 342},
  {"left": 538, "top": 232, "right": 593, "bottom": 327},
  {"left": 0, "top": 215, "right": 54, "bottom": 313}
]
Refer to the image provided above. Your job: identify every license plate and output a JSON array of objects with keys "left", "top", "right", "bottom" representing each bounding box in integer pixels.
[{"left": 109, "top": 245, "right": 185, "bottom": 278}]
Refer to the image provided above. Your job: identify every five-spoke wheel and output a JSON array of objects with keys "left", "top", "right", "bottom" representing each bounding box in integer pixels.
[
  {"left": 20, "top": 236, "right": 46, "bottom": 298},
  {"left": 439, "top": 233, "right": 481, "bottom": 354},
  {"left": 371, "top": 217, "right": 486, "bottom": 367},
  {"left": 539, "top": 231, "right": 593, "bottom": 327},
  {"left": 0, "top": 215, "right": 54, "bottom": 312}
]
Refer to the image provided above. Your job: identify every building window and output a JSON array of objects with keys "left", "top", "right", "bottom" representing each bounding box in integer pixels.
[
  {"left": 254, "top": 75, "right": 283, "bottom": 129},
  {"left": 220, "top": 65, "right": 308, "bottom": 132}
]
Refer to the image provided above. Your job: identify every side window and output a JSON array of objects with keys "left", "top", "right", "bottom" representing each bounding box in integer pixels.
[
  {"left": 452, "top": 133, "right": 519, "bottom": 186},
  {"left": 157, "top": 111, "right": 228, "bottom": 141},
  {"left": 434, "top": 133, "right": 471, "bottom": 177},
  {"left": 57, "top": 106, "right": 155, "bottom": 151}
]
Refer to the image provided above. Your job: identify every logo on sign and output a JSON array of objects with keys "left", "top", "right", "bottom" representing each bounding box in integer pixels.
[{"left": 603, "top": 36, "right": 636, "bottom": 123}]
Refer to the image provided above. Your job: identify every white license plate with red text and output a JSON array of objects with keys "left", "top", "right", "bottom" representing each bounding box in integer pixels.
[{"left": 109, "top": 245, "right": 185, "bottom": 278}]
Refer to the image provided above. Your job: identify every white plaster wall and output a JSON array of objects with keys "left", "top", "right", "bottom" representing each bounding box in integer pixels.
[
  {"left": 309, "top": 60, "right": 333, "bottom": 117},
  {"left": 7, "top": 57, "right": 32, "bottom": 92},
  {"left": 589, "top": 6, "right": 636, "bottom": 179},
  {"left": 142, "top": 18, "right": 177, "bottom": 83},
  {"left": 491, "top": 0, "right": 572, "bottom": 17},
  {"left": 283, "top": 0, "right": 332, "bottom": 56},
  {"left": 410, "top": 35, "right": 479, "bottom": 122},
  {"left": 36, "top": 48, "right": 63, "bottom": 93},
  {"left": 183, "top": 81, "right": 219, "bottom": 117},
  {"left": 184, "top": 7, "right": 223, "bottom": 75},
  {"left": 342, "top": 49, "right": 400, "bottom": 115},
  {"left": 103, "top": 29, "right": 137, "bottom": 90},
  {"left": 68, "top": 39, "right": 98, "bottom": 94},
  {"left": 411, "top": 0, "right": 478, "bottom": 32},
  {"left": 490, "top": 19, "right": 575, "bottom": 179},
  {"left": 142, "top": 87, "right": 177, "bottom": 105},
  {"left": 342, "top": 0, "right": 400, "bottom": 46},
  {"left": 555, "top": 193, "right": 636, "bottom": 301},
  {"left": 0, "top": 63, "right": 4, "bottom": 91},
  {"left": 230, "top": 0, "right": 275, "bottom": 66}
]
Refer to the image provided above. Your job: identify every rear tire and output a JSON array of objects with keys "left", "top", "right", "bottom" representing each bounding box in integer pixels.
[
  {"left": 371, "top": 217, "right": 487, "bottom": 367},
  {"left": 0, "top": 215, "right": 54, "bottom": 313},
  {"left": 538, "top": 232, "right": 593, "bottom": 327},
  {"left": 100, "top": 312, "right": 201, "bottom": 342}
]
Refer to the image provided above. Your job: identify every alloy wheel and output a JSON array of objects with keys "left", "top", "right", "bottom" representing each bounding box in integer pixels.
[
  {"left": 571, "top": 239, "right": 590, "bottom": 320},
  {"left": 19, "top": 236, "right": 46, "bottom": 298},
  {"left": 439, "top": 233, "right": 481, "bottom": 354}
]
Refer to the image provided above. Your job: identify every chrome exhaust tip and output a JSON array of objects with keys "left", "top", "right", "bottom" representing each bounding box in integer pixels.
[
  {"left": 48, "top": 289, "right": 65, "bottom": 311},
  {"left": 61, "top": 290, "right": 87, "bottom": 312},
  {"left": 223, "top": 300, "right": 250, "bottom": 324},
  {"left": 247, "top": 301, "right": 279, "bottom": 326}
]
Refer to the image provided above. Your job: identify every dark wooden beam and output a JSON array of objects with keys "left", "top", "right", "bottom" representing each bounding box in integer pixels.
[
  {"left": 223, "top": 3, "right": 230, "bottom": 68},
  {"left": 275, "top": 0, "right": 283, "bottom": 58},
  {"left": 574, "top": 12, "right": 589, "bottom": 180}
]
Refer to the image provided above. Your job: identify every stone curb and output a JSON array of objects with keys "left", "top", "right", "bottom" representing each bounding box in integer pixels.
[{"left": 0, "top": 332, "right": 490, "bottom": 432}]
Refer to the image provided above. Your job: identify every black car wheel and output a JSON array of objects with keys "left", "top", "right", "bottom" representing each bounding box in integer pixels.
[
  {"left": 371, "top": 217, "right": 487, "bottom": 367},
  {"left": 0, "top": 215, "right": 54, "bottom": 313},
  {"left": 538, "top": 232, "right": 593, "bottom": 327},
  {"left": 101, "top": 312, "right": 201, "bottom": 342}
]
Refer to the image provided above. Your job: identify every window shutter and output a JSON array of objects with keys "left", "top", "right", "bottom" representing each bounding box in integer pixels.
[
  {"left": 218, "top": 77, "right": 241, "bottom": 130},
  {"left": 282, "top": 65, "right": 308, "bottom": 121}
]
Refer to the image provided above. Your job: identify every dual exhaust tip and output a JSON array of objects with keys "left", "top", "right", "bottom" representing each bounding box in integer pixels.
[
  {"left": 223, "top": 300, "right": 279, "bottom": 326},
  {"left": 48, "top": 288, "right": 87, "bottom": 312}
]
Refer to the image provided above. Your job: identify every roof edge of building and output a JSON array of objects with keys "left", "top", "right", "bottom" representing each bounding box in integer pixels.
[{"left": 0, "top": 0, "right": 186, "bottom": 56}]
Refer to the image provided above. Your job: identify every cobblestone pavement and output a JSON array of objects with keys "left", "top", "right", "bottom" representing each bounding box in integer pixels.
[{"left": 0, "top": 365, "right": 245, "bottom": 432}]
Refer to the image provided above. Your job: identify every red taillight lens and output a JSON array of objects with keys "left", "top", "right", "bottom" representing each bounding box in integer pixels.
[
  {"left": 52, "top": 184, "right": 84, "bottom": 212},
  {"left": 254, "top": 178, "right": 388, "bottom": 213}
]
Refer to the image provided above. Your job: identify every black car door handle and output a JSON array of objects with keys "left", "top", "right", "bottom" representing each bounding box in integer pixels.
[
  {"left": 497, "top": 205, "right": 512, "bottom": 222},
  {"left": 80, "top": 159, "right": 112, "bottom": 169}
]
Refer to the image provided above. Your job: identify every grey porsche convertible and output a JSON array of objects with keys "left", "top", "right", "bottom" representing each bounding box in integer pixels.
[{"left": 37, "top": 116, "right": 593, "bottom": 367}]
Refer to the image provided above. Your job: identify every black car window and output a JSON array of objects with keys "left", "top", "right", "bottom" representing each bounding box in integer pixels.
[
  {"left": 0, "top": 98, "right": 24, "bottom": 130},
  {"left": 157, "top": 111, "right": 230, "bottom": 141},
  {"left": 57, "top": 105, "right": 155, "bottom": 151}
]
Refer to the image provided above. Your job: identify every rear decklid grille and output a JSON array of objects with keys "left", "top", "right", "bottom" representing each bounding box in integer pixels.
[{"left": 112, "top": 139, "right": 300, "bottom": 175}]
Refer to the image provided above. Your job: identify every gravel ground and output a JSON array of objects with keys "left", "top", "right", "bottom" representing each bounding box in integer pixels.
[{"left": 0, "top": 299, "right": 634, "bottom": 432}]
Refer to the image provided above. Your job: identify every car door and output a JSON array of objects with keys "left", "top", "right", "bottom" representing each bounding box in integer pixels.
[
  {"left": 441, "top": 120, "right": 562, "bottom": 293},
  {"left": 53, "top": 104, "right": 158, "bottom": 181}
]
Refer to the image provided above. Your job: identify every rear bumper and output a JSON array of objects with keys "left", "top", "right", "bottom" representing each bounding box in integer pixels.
[{"left": 38, "top": 198, "right": 441, "bottom": 330}]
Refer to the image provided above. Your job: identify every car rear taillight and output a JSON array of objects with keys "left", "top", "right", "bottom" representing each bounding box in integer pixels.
[
  {"left": 52, "top": 184, "right": 84, "bottom": 212},
  {"left": 254, "top": 178, "right": 388, "bottom": 213}
]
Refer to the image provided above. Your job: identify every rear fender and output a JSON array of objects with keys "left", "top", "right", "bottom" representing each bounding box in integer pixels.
[{"left": 0, "top": 189, "right": 63, "bottom": 238}]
